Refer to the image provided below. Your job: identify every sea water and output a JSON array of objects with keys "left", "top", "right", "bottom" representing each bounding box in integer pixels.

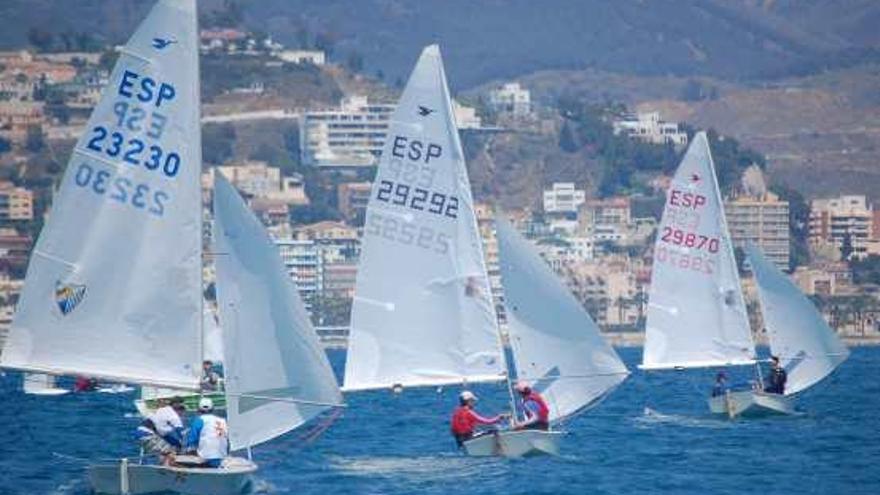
[{"left": 1, "top": 347, "right": 877, "bottom": 495}]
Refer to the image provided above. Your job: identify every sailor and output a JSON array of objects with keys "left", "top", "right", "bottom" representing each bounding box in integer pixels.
[
  {"left": 711, "top": 371, "right": 729, "bottom": 397},
  {"left": 512, "top": 381, "right": 550, "bottom": 431},
  {"left": 200, "top": 360, "right": 222, "bottom": 392},
  {"left": 135, "top": 396, "right": 186, "bottom": 466},
  {"left": 186, "top": 397, "right": 229, "bottom": 468},
  {"left": 74, "top": 376, "right": 97, "bottom": 393},
  {"left": 450, "top": 390, "right": 508, "bottom": 447},
  {"left": 764, "top": 356, "right": 787, "bottom": 394}
]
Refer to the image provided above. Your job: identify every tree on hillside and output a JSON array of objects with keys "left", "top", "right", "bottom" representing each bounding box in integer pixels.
[
  {"left": 25, "top": 125, "right": 44, "bottom": 153},
  {"left": 558, "top": 120, "right": 579, "bottom": 152},
  {"left": 202, "top": 124, "right": 236, "bottom": 165},
  {"left": 27, "top": 28, "right": 54, "bottom": 52}
]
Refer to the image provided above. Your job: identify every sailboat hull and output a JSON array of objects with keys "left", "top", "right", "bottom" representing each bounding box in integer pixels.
[
  {"left": 707, "top": 390, "right": 796, "bottom": 418},
  {"left": 462, "top": 430, "right": 563, "bottom": 458},
  {"left": 88, "top": 457, "right": 256, "bottom": 495}
]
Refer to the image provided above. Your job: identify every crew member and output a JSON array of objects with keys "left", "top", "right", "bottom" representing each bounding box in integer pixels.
[
  {"left": 513, "top": 381, "right": 550, "bottom": 431},
  {"left": 450, "top": 390, "right": 507, "bottom": 447},
  {"left": 764, "top": 356, "right": 787, "bottom": 394},
  {"left": 135, "top": 396, "right": 186, "bottom": 466},
  {"left": 711, "top": 371, "right": 729, "bottom": 397},
  {"left": 186, "top": 397, "right": 229, "bottom": 468},
  {"left": 200, "top": 360, "right": 222, "bottom": 392}
]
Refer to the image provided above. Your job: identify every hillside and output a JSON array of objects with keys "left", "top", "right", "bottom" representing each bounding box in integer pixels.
[
  {"left": 2, "top": 0, "right": 880, "bottom": 89},
  {"left": 511, "top": 64, "right": 880, "bottom": 203}
]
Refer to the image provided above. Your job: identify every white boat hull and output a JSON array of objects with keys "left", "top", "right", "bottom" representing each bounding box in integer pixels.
[
  {"left": 708, "top": 390, "right": 796, "bottom": 418},
  {"left": 462, "top": 430, "right": 563, "bottom": 458},
  {"left": 88, "top": 457, "right": 257, "bottom": 495},
  {"left": 25, "top": 388, "right": 69, "bottom": 396}
]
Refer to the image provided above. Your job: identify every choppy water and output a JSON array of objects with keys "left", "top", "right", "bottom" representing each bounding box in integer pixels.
[{"left": 1, "top": 347, "right": 878, "bottom": 495}]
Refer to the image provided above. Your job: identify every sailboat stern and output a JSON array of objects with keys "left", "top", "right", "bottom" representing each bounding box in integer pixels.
[{"left": 462, "top": 430, "right": 564, "bottom": 458}]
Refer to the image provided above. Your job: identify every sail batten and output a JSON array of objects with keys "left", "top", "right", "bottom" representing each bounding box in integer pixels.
[
  {"left": 213, "top": 174, "right": 342, "bottom": 451},
  {"left": 642, "top": 132, "right": 755, "bottom": 370},
  {"left": 746, "top": 245, "right": 849, "bottom": 396},
  {"left": 0, "top": 0, "right": 202, "bottom": 388},
  {"left": 496, "top": 217, "right": 628, "bottom": 423},
  {"left": 343, "top": 45, "right": 505, "bottom": 391}
]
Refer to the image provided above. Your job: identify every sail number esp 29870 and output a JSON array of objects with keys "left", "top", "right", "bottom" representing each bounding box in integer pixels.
[
  {"left": 71, "top": 69, "right": 180, "bottom": 218},
  {"left": 655, "top": 188, "right": 720, "bottom": 275}
]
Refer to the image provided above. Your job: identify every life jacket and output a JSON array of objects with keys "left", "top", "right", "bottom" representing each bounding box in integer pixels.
[
  {"left": 196, "top": 414, "right": 229, "bottom": 461},
  {"left": 450, "top": 406, "right": 476, "bottom": 435},
  {"left": 524, "top": 391, "right": 550, "bottom": 423}
]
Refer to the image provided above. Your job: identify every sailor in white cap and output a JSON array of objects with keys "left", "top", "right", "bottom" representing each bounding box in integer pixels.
[
  {"left": 184, "top": 397, "right": 229, "bottom": 467},
  {"left": 449, "top": 390, "right": 509, "bottom": 447}
]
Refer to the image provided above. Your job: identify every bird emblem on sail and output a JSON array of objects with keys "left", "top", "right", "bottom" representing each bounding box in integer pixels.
[
  {"left": 152, "top": 37, "right": 177, "bottom": 50},
  {"left": 417, "top": 105, "right": 435, "bottom": 117},
  {"left": 55, "top": 281, "right": 87, "bottom": 315}
]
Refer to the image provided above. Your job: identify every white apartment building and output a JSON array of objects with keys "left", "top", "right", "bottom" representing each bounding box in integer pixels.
[
  {"left": 725, "top": 192, "right": 790, "bottom": 269},
  {"left": 277, "top": 49, "right": 325, "bottom": 65},
  {"left": 543, "top": 183, "right": 586, "bottom": 214},
  {"left": 809, "top": 195, "right": 880, "bottom": 259},
  {"left": 488, "top": 82, "right": 531, "bottom": 118},
  {"left": 275, "top": 238, "right": 321, "bottom": 308},
  {"left": 453, "top": 100, "right": 482, "bottom": 129},
  {"left": 613, "top": 112, "right": 688, "bottom": 147},
  {"left": 299, "top": 95, "right": 395, "bottom": 168}
]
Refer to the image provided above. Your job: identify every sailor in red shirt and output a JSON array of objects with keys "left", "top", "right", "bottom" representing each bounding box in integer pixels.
[
  {"left": 512, "top": 381, "right": 550, "bottom": 431},
  {"left": 450, "top": 390, "right": 508, "bottom": 447}
]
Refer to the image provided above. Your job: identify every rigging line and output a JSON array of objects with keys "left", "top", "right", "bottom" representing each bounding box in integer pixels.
[{"left": 229, "top": 393, "right": 347, "bottom": 408}]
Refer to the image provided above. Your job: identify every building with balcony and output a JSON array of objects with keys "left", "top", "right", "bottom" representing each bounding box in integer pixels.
[
  {"left": 299, "top": 96, "right": 395, "bottom": 168},
  {"left": 613, "top": 112, "right": 688, "bottom": 147},
  {"left": 725, "top": 192, "right": 790, "bottom": 269},
  {"left": 809, "top": 195, "right": 877, "bottom": 260},
  {"left": 488, "top": 82, "right": 531, "bottom": 118}
]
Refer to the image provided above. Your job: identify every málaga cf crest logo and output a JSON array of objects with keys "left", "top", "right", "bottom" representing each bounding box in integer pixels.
[{"left": 55, "top": 281, "right": 86, "bottom": 316}]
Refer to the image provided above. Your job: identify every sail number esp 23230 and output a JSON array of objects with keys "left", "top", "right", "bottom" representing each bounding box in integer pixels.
[{"left": 71, "top": 69, "right": 181, "bottom": 218}]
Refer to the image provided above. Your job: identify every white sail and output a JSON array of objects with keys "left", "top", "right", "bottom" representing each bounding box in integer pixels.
[
  {"left": 203, "top": 303, "right": 224, "bottom": 364},
  {"left": 746, "top": 245, "right": 849, "bottom": 395},
  {"left": 23, "top": 373, "right": 68, "bottom": 396},
  {"left": 0, "top": 0, "right": 202, "bottom": 389},
  {"left": 343, "top": 45, "right": 505, "bottom": 391},
  {"left": 642, "top": 132, "right": 755, "bottom": 370},
  {"left": 213, "top": 174, "right": 342, "bottom": 451},
  {"left": 496, "top": 217, "right": 628, "bottom": 422}
]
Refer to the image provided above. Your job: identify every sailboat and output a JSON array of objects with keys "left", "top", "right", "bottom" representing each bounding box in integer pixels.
[
  {"left": 706, "top": 244, "right": 850, "bottom": 417},
  {"left": 1, "top": 1, "right": 342, "bottom": 493},
  {"left": 135, "top": 305, "right": 227, "bottom": 416},
  {"left": 23, "top": 373, "right": 69, "bottom": 396},
  {"left": 344, "top": 45, "right": 626, "bottom": 457},
  {"left": 640, "top": 132, "right": 768, "bottom": 417},
  {"left": 459, "top": 217, "right": 629, "bottom": 456}
]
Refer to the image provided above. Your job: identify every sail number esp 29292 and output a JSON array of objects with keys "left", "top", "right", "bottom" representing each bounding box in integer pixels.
[{"left": 366, "top": 135, "right": 456, "bottom": 255}]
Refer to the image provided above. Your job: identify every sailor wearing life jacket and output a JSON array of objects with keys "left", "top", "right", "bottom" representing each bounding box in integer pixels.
[
  {"left": 185, "top": 397, "right": 229, "bottom": 468},
  {"left": 450, "top": 390, "right": 508, "bottom": 447},
  {"left": 513, "top": 381, "right": 550, "bottom": 431}
]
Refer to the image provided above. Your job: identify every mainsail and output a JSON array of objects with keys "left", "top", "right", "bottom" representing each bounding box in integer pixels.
[
  {"left": 343, "top": 45, "right": 505, "bottom": 391},
  {"left": 642, "top": 132, "right": 755, "bottom": 370},
  {"left": 496, "top": 217, "right": 629, "bottom": 422},
  {"left": 213, "top": 174, "right": 342, "bottom": 451},
  {"left": 746, "top": 245, "right": 849, "bottom": 396},
  {"left": 0, "top": 0, "right": 202, "bottom": 389}
]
